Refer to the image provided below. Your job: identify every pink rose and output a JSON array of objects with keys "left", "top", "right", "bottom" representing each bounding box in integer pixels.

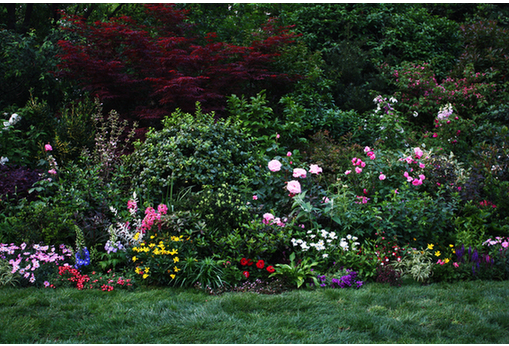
[
  {"left": 44, "top": 144, "right": 52, "bottom": 151},
  {"left": 268, "top": 159, "right": 282, "bottom": 172},
  {"left": 345, "top": 170, "right": 351, "bottom": 175},
  {"left": 287, "top": 151, "right": 292, "bottom": 157},
  {"left": 364, "top": 146, "right": 371, "bottom": 153},
  {"left": 309, "top": 164, "right": 322, "bottom": 174},
  {"left": 355, "top": 167, "right": 362, "bottom": 174},
  {"left": 414, "top": 147, "right": 423, "bottom": 159},
  {"left": 379, "top": 173, "right": 386, "bottom": 180},
  {"left": 293, "top": 168, "right": 307, "bottom": 178},
  {"left": 412, "top": 179, "right": 423, "bottom": 186},
  {"left": 286, "top": 180, "right": 301, "bottom": 194},
  {"left": 262, "top": 213, "right": 274, "bottom": 225},
  {"left": 252, "top": 195, "right": 258, "bottom": 200},
  {"left": 419, "top": 163, "right": 426, "bottom": 169},
  {"left": 418, "top": 174, "right": 426, "bottom": 181}
]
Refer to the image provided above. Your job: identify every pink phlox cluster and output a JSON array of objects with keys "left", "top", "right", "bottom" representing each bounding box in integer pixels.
[{"left": 140, "top": 204, "right": 168, "bottom": 232}]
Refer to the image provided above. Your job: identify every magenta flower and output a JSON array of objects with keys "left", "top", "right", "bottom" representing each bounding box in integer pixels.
[
  {"left": 127, "top": 200, "right": 137, "bottom": 212},
  {"left": 286, "top": 180, "right": 301, "bottom": 194},
  {"left": 419, "top": 163, "right": 426, "bottom": 169},
  {"left": 379, "top": 173, "right": 386, "bottom": 180},
  {"left": 412, "top": 179, "right": 423, "bottom": 186},
  {"left": 48, "top": 169, "right": 57, "bottom": 175},
  {"left": 309, "top": 164, "right": 322, "bottom": 174},
  {"left": 364, "top": 146, "right": 371, "bottom": 153},
  {"left": 157, "top": 204, "right": 168, "bottom": 215},
  {"left": 293, "top": 168, "right": 307, "bottom": 178},
  {"left": 345, "top": 170, "right": 351, "bottom": 175},
  {"left": 268, "top": 159, "right": 282, "bottom": 172},
  {"left": 252, "top": 195, "right": 258, "bottom": 200},
  {"left": 355, "top": 167, "right": 362, "bottom": 174},
  {"left": 44, "top": 144, "right": 52, "bottom": 151},
  {"left": 453, "top": 262, "right": 459, "bottom": 268},
  {"left": 287, "top": 151, "right": 292, "bottom": 157},
  {"left": 418, "top": 174, "right": 426, "bottom": 181}
]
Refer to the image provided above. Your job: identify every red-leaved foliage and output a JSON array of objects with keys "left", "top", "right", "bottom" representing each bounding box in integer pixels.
[{"left": 55, "top": 4, "right": 300, "bottom": 129}]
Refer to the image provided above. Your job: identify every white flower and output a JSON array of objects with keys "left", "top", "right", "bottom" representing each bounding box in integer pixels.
[
  {"left": 413, "top": 111, "right": 418, "bottom": 117},
  {"left": 352, "top": 236, "right": 358, "bottom": 241},
  {"left": 389, "top": 97, "right": 398, "bottom": 103},
  {"left": 347, "top": 234, "right": 352, "bottom": 240},
  {"left": 323, "top": 253, "right": 329, "bottom": 258},
  {"left": 0, "top": 157, "right": 8, "bottom": 165}
]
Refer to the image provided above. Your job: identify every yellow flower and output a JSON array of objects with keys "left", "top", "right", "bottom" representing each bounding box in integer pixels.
[
  {"left": 143, "top": 273, "right": 149, "bottom": 279},
  {"left": 144, "top": 267, "right": 150, "bottom": 273},
  {"left": 149, "top": 243, "right": 156, "bottom": 248},
  {"left": 150, "top": 235, "right": 155, "bottom": 239},
  {"left": 169, "top": 249, "right": 178, "bottom": 256},
  {"left": 174, "top": 266, "right": 180, "bottom": 272},
  {"left": 170, "top": 274, "right": 176, "bottom": 279},
  {"left": 444, "top": 258, "right": 450, "bottom": 263},
  {"left": 435, "top": 250, "right": 441, "bottom": 257},
  {"left": 135, "top": 267, "right": 142, "bottom": 274},
  {"left": 449, "top": 244, "right": 454, "bottom": 248},
  {"left": 132, "top": 256, "right": 137, "bottom": 262},
  {"left": 427, "top": 244, "right": 434, "bottom": 250},
  {"left": 134, "top": 232, "right": 140, "bottom": 240},
  {"left": 173, "top": 257, "right": 179, "bottom": 263}
]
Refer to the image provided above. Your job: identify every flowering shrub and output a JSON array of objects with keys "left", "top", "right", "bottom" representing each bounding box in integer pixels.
[
  {"left": 0, "top": 242, "right": 73, "bottom": 287},
  {"left": 238, "top": 257, "right": 276, "bottom": 281},
  {"left": 50, "top": 266, "right": 135, "bottom": 291}
]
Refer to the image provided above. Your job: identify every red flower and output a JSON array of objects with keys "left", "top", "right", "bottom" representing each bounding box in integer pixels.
[
  {"left": 256, "top": 260, "right": 265, "bottom": 269},
  {"left": 266, "top": 265, "right": 275, "bottom": 273},
  {"left": 243, "top": 271, "right": 250, "bottom": 278},
  {"left": 240, "top": 258, "right": 248, "bottom": 266},
  {"left": 246, "top": 259, "right": 254, "bottom": 266}
]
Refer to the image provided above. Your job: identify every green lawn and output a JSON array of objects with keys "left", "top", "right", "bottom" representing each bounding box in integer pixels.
[{"left": 1, "top": 280, "right": 508, "bottom": 343}]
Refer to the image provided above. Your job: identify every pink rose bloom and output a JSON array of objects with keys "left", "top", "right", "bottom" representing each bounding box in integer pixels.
[
  {"left": 293, "top": 168, "right": 307, "bottom": 178},
  {"left": 252, "top": 195, "right": 258, "bottom": 200},
  {"left": 364, "top": 146, "right": 371, "bottom": 153},
  {"left": 407, "top": 175, "right": 414, "bottom": 182},
  {"left": 309, "top": 164, "right": 322, "bottom": 174},
  {"left": 345, "top": 170, "right": 351, "bottom": 175},
  {"left": 360, "top": 161, "right": 366, "bottom": 167},
  {"left": 403, "top": 171, "right": 410, "bottom": 178},
  {"left": 262, "top": 213, "right": 274, "bottom": 225},
  {"left": 379, "top": 173, "right": 386, "bottom": 180},
  {"left": 414, "top": 147, "right": 423, "bottom": 159},
  {"left": 287, "top": 151, "right": 292, "bottom": 157},
  {"left": 412, "top": 179, "right": 423, "bottom": 186},
  {"left": 419, "top": 163, "right": 426, "bottom": 169},
  {"left": 286, "top": 180, "right": 301, "bottom": 194},
  {"left": 268, "top": 159, "right": 282, "bottom": 172},
  {"left": 418, "top": 174, "right": 426, "bottom": 181},
  {"left": 44, "top": 144, "right": 52, "bottom": 151},
  {"left": 351, "top": 157, "right": 358, "bottom": 165},
  {"left": 368, "top": 153, "right": 376, "bottom": 160},
  {"left": 48, "top": 169, "right": 57, "bottom": 175},
  {"left": 355, "top": 167, "right": 362, "bottom": 174},
  {"left": 433, "top": 133, "right": 438, "bottom": 138}
]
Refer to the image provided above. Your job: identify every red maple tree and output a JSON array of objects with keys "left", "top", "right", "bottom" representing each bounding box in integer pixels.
[{"left": 56, "top": 4, "right": 300, "bottom": 133}]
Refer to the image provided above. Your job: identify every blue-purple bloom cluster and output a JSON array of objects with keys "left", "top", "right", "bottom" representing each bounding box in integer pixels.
[
  {"left": 104, "top": 240, "right": 125, "bottom": 254},
  {"left": 75, "top": 247, "right": 90, "bottom": 269},
  {"left": 317, "top": 268, "right": 364, "bottom": 289},
  {"left": 456, "top": 244, "right": 495, "bottom": 275}
]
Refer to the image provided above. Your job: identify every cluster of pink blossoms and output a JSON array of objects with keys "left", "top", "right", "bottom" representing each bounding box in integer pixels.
[
  {"left": 399, "top": 147, "right": 427, "bottom": 186},
  {"left": 267, "top": 157, "right": 323, "bottom": 197},
  {"left": 262, "top": 213, "right": 287, "bottom": 227},
  {"left": 139, "top": 204, "right": 169, "bottom": 233}
]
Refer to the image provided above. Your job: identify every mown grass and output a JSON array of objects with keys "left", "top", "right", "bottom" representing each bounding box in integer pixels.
[{"left": 1, "top": 280, "right": 508, "bottom": 343}]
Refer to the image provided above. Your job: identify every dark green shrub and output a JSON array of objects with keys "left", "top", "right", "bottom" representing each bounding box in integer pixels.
[{"left": 127, "top": 104, "right": 258, "bottom": 205}]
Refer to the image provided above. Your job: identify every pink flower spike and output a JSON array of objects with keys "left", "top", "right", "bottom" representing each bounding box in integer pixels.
[
  {"left": 268, "top": 159, "right": 282, "bottom": 172},
  {"left": 45, "top": 144, "right": 52, "bottom": 151}
]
